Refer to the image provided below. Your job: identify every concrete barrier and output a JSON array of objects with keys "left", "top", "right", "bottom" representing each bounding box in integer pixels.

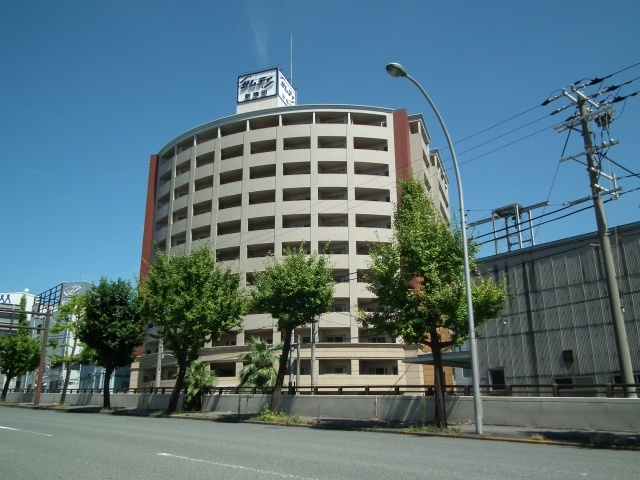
[
  {"left": 4, "top": 391, "right": 639, "bottom": 431},
  {"left": 203, "top": 393, "right": 268, "bottom": 416},
  {"left": 199, "top": 394, "right": 639, "bottom": 431},
  {"left": 5, "top": 392, "right": 141, "bottom": 409},
  {"left": 139, "top": 394, "right": 181, "bottom": 411}
]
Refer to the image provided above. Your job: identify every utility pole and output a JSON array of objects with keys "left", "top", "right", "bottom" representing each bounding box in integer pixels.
[
  {"left": 552, "top": 85, "right": 636, "bottom": 397},
  {"left": 288, "top": 330, "right": 295, "bottom": 394},
  {"left": 296, "top": 335, "right": 301, "bottom": 396},
  {"left": 155, "top": 337, "right": 163, "bottom": 391},
  {"left": 310, "top": 323, "right": 316, "bottom": 394},
  {"left": 34, "top": 308, "right": 51, "bottom": 406}
]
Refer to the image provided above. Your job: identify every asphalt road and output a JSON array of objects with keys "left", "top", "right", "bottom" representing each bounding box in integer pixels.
[{"left": 0, "top": 407, "right": 636, "bottom": 480}]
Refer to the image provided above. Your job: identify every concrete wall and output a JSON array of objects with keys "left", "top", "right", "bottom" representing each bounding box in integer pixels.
[
  {"left": 198, "top": 394, "right": 640, "bottom": 431},
  {"left": 5, "top": 392, "right": 639, "bottom": 431},
  {"left": 6, "top": 392, "right": 139, "bottom": 409}
]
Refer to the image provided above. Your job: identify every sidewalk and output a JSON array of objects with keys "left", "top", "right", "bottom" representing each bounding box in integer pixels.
[{"left": 4, "top": 403, "right": 639, "bottom": 449}]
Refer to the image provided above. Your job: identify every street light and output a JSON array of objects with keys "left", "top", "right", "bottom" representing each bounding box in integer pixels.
[{"left": 386, "top": 62, "right": 484, "bottom": 435}]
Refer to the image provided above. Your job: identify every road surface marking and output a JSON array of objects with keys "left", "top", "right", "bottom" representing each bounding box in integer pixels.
[
  {"left": 157, "top": 453, "right": 318, "bottom": 479},
  {"left": 0, "top": 425, "right": 53, "bottom": 437}
]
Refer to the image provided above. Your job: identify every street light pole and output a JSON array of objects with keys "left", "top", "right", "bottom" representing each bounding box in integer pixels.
[{"left": 386, "top": 62, "right": 484, "bottom": 434}]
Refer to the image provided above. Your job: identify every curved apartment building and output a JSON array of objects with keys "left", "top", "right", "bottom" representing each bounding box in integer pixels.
[{"left": 132, "top": 102, "right": 450, "bottom": 390}]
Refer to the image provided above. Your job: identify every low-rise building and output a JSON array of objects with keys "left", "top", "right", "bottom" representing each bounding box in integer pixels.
[
  {"left": 0, "top": 291, "right": 36, "bottom": 390},
  {"left": 468, "top": 221, "right": 640, "bottom": 390}
]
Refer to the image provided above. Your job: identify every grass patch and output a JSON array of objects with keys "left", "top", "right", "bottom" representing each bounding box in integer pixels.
[
  {"left": 99, "top": 407, "right": 116, "bottom": 413},
  {"left": 253, "top": 405, "right": 302, "bottom": 425},
  {"left": 407, "top": 425, "right": 462, "bottom": 435},
  {"left": 530, "top": 433, "right": 545, "bottom": 441}
]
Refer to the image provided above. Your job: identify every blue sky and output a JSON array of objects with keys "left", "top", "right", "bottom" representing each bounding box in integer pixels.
[{"left": 1, "top": 0, "right": 639, "bottom": 294}]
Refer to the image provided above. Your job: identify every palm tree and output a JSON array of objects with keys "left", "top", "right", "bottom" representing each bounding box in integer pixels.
[
  {"left": 183, "top": 360, "right": 216, "bottom": 411},
  {"left": 238, "top": 337, "right": 282, "bottom": 392}
]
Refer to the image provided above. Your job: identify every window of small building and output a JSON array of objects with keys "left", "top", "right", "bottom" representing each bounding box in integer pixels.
[
  {"left": 220, "top": 121, "right": 246, "bottom": 137},
  {"left": 353, "top": 137, "right": 388, "bottom": 151},
  {"left": 248, "top": 216, "right": 275, "bottom": 231},
  {"left": 318, "top": 136, "right": 347, "bottom": 148},
  {"left": 219, "top": 169, "right": 243, "bottom": 184},
  {"left": 316, "top": 112, "right": 347, "bottom": 124},
  {"left": 249, "top": 115, "right": 279, "bottom": 130},
  {"left": 220, "top": 144, "right": 244, "bottom": 160},
  {"left": 281, "top": 112, "right": 313, "bottom": 126},
  {"left": 218, "top": 194, "right": 242, "bottom": 209},
  {"left": 216, "top": 220, "right": 241, "bottom": 236},
  {"left": 196, "top": 151, "right": 215, "bottom": 167},
  {"left": 283, "top": 136, "right": 311, "bottom": 150},
  {"left": 216, "top": 246, "right": 240, "bottom": 261},
  {"left": 249, "top": 164, "right": 276, "bottom": 179},
  {"left": 250, "top": 139, "right": 277, "bottom": 154}
]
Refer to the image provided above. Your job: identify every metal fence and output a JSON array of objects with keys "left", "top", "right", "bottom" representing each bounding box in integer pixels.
[{"left": 11, "top": 383, "right": 639, "bottom": 398}]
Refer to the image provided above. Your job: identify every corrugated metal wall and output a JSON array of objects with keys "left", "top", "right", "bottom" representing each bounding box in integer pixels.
[{"left": 476, "top": 222, "right": 640, "bottom": 387}]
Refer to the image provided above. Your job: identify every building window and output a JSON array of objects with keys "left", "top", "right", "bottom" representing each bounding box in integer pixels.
[
  {"left": 489, "top": 368, "right": 506, "bottom": 392},
  {"left": 325, "top": 336, "right": 345, "bottom": 343},
  {"left": 325, "top": 367, "right": 346, "bottom": 374},
  {"left": 613, "top": 373, "right": 640, "bottom": 384},
  {"left": 367, "top": 336, "right": 386, "bottom": 343},
  {"left": 367, "top": 366, "right": 397, "bottom": 375},
  {"left": 553, "top": 377, "right": 573, "bottom": 385}
]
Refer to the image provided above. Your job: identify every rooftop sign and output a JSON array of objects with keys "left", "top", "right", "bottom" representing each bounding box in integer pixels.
[{"left": 237, "top": 68, "right": 296, "bottom": 107}]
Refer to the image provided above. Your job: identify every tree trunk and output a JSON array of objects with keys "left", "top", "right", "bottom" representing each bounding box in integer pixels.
[
  {"left": 270, "top": 328, "right": 292, "bottom": 412},
  {"left": 60, "top": 337, "right": 77, "bottom": 405},
  {"left": 102, "top": 366, "right": 113, "bottom": 409},
  {"left": 167, "top": 357, "right": 188, "bottom": 413},
  {"left": 1, "top": 372, "right": 13, "bottom": 402},
  {"left": 431, "top": 340, "right": 448, "bottom": 429}
]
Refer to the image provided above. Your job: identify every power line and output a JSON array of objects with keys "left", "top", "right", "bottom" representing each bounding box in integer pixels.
[
  {"left": 474, "top": 185, "right": 640, "bottom": 248},
  {"left": 160, "top": 65, "right": 639, "bottom": 267}
]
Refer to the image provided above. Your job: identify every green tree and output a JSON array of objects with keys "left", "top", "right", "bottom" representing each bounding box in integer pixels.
[
  {"left": 0, "top": 296, "right": 41, "bottom": 401},
  {"left": 77, "top": 278, "right": 145, "bottom": 409},
  {"left": 48, "top": 294, "right": 96, "bottom": 405},
  {"left": 183, "top": 360, "right": 216, "bottom": 411},
  {"left": 138, "top": 245, "right": 249, "bottom": 413},
  {"left": 238, "top": 337, "right": 282, "bottom": 392},
  {"left": 360, "top": 175, "right": 507, "bottom": 428},
  {"left": 251, "top": 245, "right": 334, "bottom": 412}
]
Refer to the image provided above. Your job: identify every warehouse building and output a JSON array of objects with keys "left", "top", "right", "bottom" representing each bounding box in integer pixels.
[{"left": 470, "top": 221, "right": 640, "bottom": 391}]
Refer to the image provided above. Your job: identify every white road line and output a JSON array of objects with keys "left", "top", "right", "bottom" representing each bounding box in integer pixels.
[
  {"left": 157, "top": 453, "right": 319, "bottom": 479},
  {"left": 0, "top": 425, "right": 53, "bottom": 437}
]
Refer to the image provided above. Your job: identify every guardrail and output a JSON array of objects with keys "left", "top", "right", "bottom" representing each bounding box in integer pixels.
[{"left": 10, "top": 383, "right": 639, "bottom": 398}]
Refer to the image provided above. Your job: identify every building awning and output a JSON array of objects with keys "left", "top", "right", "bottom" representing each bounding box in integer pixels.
[{"left": 403, "top": 351, "right": 471, "bottom": 369}]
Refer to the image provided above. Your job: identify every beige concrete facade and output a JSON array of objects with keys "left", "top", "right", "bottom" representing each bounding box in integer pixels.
[{"left": 132, "top": 104, "right": 450, "bottom": 391}]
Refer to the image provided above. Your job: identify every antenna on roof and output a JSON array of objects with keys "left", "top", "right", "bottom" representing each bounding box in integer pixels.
[{"left": 290, "top": 33, "right": 293, "bottom": 85}]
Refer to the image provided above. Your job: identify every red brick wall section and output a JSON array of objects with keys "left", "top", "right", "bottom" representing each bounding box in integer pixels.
[
  {"left": 393, "top": 109, "right": 411, "bottom": 201},
  {"left": 140, "top": 154, "right": 159, "bottom": 281},
  {"left": 137, "top": 154, "right": 159, "bottom": 359}
]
